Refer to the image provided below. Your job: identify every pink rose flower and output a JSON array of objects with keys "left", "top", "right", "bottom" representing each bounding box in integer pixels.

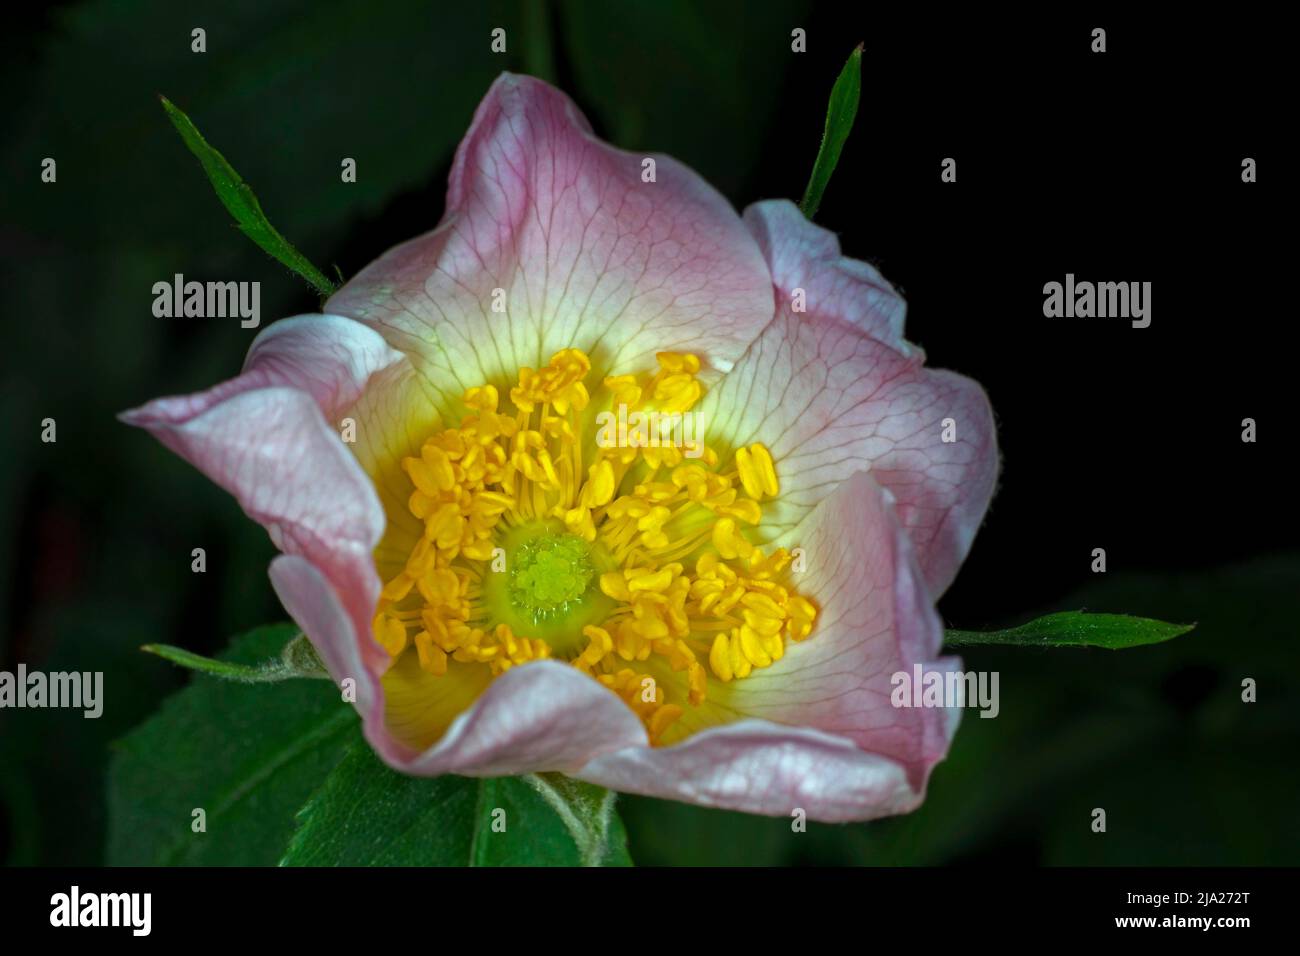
[{"left": 122, "top": 75, "right": 997, "bottom": 822}]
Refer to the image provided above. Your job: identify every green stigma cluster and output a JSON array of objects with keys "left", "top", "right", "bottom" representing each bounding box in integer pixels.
[{"left": 508, "top": 532, "right": 595, "bottom": 622}]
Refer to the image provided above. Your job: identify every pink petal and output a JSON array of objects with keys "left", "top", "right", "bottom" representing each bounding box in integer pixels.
[
  {"left": 721, "top": 470, "right": 960, "bottom": 784},
  {"left": 392, "top": 660, "right": 649, "bottom": 776},
  {"left": 575, "top": 471, "right": 961, "bottom": 821},
  {"left": 707, "top": 200, "right": 998, "bottom": 595},
  {"left": 328, "top": 359, "right": 448, "bottom": 579},
  {"left": 325, "top": 73, "right": 774, "bottom": 399},
  {"left": 746, "top": 198, "right": 911, "bottom": 352},
  {"left": 269, "top": 554, "right": 387, "bottom": 731},
  {"left": 120, "top": 314, "right": 403, "bottom": 675},
  {"left": 575, "top": 721, "right": 925, "bottom": 823},
  {"left": 123, "top": 314, "right": 405, "bottom": 425}
]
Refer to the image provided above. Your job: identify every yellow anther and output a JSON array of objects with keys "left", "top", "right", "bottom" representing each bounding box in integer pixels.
[
  {"left": 403, "top": 458, "right": 447, "bottom": 497},
  {"left": 464, "top": 384, "right": 499, "bottom": 412},
  {"left": 599, "top": 572, "right": 631, "bottom": 601},
  {"left": 743, "top": 609, "right": 784, "bottom": 636},
  {"left": 740, "top": 591, "right": 785, "bottom": 620},
  {"left": 381, "top": 573, "right": 415, "bottom": 602},
  {"left": 738, "top": 625, "right": 772, "bottom": 668},
  {"left": 614, "top": 622, "right": 649, "bottom": 661},
  {"left": 585, "top": 460, "right": 615, "bottom": 507},
  {"left": 628, "top": 567, "right": 674, "bottom": 594},
  {"left": 414, "top": 631, "right": 448, "bottom": 676},
  {"left": 602, "top": 374, "right": 642, "bottom": 407},
  {"left": 422, "top": 444, "right": 457, "bottom": 487},
  {"left": 719, "top": 498, "right": 762, "bottom": 525},
  {"left": 606, "top": 497, "right": 649, "bottom": 519},
  {"left": 512, "top": 349, "right": 592, "bottom": 413},
  {"left": 416, "top": 567, "right": 460, "bottom": 605},
  {"left": 786, "top": 595, "right": 818, "bottom": 641},
  {"left": 750, "top": 443, "right": 779, "bottom": 496},
  {"left": 734, "top": 446, "right": 761, "bottom": 499},
  {"left": 425, "top": 503, "right": 464, "bottom": 551},
  {"left": 656, "top": 352, "right": 701, "bottom": 375},
  {"left": 687, "top": 661, "right": 707, "bottom": 705},
  {"left": 374, "top": 611, "right": 408, "bottom": 657},
  {"left": 462, "top": 538, "right": 496, "bottom": 561},
  {"left": 748, "top": 547, "right": 793, "bottom": 578},
  {"left": 634, "top": 481, "right": 679, "bottom": 502},
  {"left": 653, "top": 373, "right": 702, "bottom": 413},
  {"left": 635, "top": 505, "right": 671, "bottom": 533},
  {"left": 648, "top": 704, "right": 683, "bottom": 741},
  {"left": 561, "top": 505, "right": 597, "bottom": 541},
  {"left": 537, "top": 449, "right": 560, "bottom": 487},
  {"left": 670, "top": 461, "right": 709, "bottom": 494},
  {"left": 576, "top": 625, "right": 614, "bottom": 671},
  {"left": 711, "top": 517, "right": 753, "bottom": 560},
  {"left": 471, "top": 494, "right": 515, "bottom": 522},
  {"left": 709, "top": 633, "right": 733, "bottom": 682},
  {"left": 728, "top": 630, "right": 752, "bottom": 680}
]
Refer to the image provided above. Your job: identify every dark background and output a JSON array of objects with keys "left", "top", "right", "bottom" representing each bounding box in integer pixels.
[{"left": 2, "top": 2, "right": 1295, "bottom": 865}]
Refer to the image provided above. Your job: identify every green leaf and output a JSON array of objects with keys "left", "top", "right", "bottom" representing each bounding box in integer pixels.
[
  {"left": 107, "top": 623, "right": 357, "bottom": 865},
  {"left": 159, "top": 95, "right": 337, "bottom": 297},
  {"left": 141, "top": 631, "right": 328, "bottom": 682},
  {"left": 281, "top": 743, "right": 632, "bottom": 866},
  {"left": 943, "top": 611, "right": 1195, "bottom": 650},
  {"left": 799, "top": 42, "right": 863, "bottom": 220}
]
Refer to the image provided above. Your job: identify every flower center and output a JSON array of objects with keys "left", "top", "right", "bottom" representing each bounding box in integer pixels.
[
  {"left": 478, "top": 521, "right": 616, "bottom": 655},
  {"left": 371, "top": 347, "right": 819, "bottom": 746},
  {"left": 510, "top": 531, "right": 594, "bottom": 617}
]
